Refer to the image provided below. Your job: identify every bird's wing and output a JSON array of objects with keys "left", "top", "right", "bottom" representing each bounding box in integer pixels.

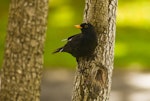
[
  {"left": 67, "top": 33, "right": 81, "bottom": 41},
  {"left": 63, "top": 34, "right": 82, "bottom": 52},
  {"left": 61, "top": 33, "right": 80, "bottom": 42}
]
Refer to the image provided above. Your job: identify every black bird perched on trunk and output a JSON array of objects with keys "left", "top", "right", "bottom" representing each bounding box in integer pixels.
[{"left": 53, "top": 23, "right": 98, "bottom": 59}]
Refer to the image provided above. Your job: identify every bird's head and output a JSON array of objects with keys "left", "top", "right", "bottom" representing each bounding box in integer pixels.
[{"left": 74, "top": 23, "right": 94, "bottom": 33}]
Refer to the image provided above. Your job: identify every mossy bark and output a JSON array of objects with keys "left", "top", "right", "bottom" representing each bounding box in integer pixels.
[
  {"left": 72, "top": 0, "right": 117, "bottom": 101},
  {"left": 0, "top": 0, "right": 48, "bottom": 100}
]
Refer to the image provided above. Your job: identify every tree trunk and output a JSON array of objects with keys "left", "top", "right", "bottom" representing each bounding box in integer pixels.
[
  {"left": 72, "top": 0, "right": 117, "bottom": 101},
  {"left": 0, "top": 0, "right": 48, "bottom": 100}
]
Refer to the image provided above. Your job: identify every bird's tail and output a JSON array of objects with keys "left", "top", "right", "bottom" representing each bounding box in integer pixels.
[{"left": 52, "top": 47, "right": 64, "bottom": 54}]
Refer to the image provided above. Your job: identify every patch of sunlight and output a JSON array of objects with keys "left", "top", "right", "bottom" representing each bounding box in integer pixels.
[
  {"left": 110, "top": 91, "right": 123, "bottom": 101},
  {"left": 115, "top": 43, "right": 128, "bottom": 57},
  {"left": 128, "top": 91, "right": 150, "bottom": 101},
  {"left": 127, "top": 62, "right": 144, "bottom": 69},
  {"left": 117, "top": 1, "right": 150, "bottom": 27},
  {"left": 49, "top": 6, "right": 74, "bottom": 27},
  {"left": 125, "top": 72, "right": 150, "bottom": 89}
]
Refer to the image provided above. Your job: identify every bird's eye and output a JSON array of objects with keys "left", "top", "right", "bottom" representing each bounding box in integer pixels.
[{"left": 84, "top": 25, "right": 88, "bottom": 28}]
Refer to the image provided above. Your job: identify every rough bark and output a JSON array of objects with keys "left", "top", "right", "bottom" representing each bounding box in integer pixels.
[
  {"left": 0, "top": 0, "right": 48, "bottom": 100},
  {"left": 72, "top": 0, "right": 117, "bottom": 101}
]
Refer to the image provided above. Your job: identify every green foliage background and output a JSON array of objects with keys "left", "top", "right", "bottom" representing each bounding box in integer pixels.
[{"left": 0, "top": 0, "right": 150, "bottom": 69}]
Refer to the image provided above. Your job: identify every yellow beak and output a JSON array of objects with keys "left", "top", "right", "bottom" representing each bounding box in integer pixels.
[{"left": 74, "top": 25, "right": 82, "bottom": 29}]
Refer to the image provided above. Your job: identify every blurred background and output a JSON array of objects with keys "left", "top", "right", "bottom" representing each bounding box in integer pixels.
[
  {"left": 0, "top": 0, "right": 150, "bottom": 69},
  {"left": 0, "top": 0, "right": 150, "bottom": 101}
]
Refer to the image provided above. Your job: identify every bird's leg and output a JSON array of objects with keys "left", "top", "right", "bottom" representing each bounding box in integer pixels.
[
  {"left": 76, "top": 58, "right": 79, "bottom": 63},
  {"left": 85, "top": 54, "right": 95, "bottom": 61}
]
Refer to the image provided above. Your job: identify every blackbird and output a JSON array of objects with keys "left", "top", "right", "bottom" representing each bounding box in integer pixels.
[{"left": 53, "top": 23, "right": 98, "bottom": 59}]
